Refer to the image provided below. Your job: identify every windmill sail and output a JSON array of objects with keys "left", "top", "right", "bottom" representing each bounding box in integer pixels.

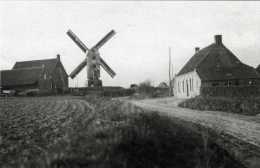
[
  {"left": 70, "top": 59, "right": 87, "bottom": 79},
  {"left": 93, "top": 30, "right": 116, "bottom": 50},
  {"left": 67, "top": 30, "right": 89, "bottom": 53},
  {"left": 99, "top": 58, "right": 116, "bottom": 78}
]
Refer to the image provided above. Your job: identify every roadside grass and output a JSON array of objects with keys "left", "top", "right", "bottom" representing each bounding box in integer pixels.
[
  {"left": 51, "top": 96, "right": 243, "bottom": 168},
  {"left": 179, "top": 96, "right": 260, "bottom": 115}
]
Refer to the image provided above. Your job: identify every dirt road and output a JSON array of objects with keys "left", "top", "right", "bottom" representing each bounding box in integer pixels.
[{"left": 130, "top": 97, "right": 260, "bottom": 148}]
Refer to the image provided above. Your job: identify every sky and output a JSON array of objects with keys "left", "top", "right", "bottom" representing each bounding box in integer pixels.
[{"left": 1, "top": 1, "right": 260, "bottom": 88}]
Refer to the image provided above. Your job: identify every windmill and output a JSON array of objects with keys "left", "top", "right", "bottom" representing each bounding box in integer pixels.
[{"left": 67, "top": 29, "right": 116, "bottom": 87}]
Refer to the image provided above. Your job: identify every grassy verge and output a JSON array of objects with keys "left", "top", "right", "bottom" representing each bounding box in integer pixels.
[
  {"left": 53, "top": 96, "right": 243, "bottom": 168},
  {"left": 179, "top": 96, "right": 260, "bottom": 115}
]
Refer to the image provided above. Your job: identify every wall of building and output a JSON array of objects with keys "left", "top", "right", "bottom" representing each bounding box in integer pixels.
[
  {"left": 3, "top": 83, "right": 39, "bottom": 92},
  {"left": 174, "top": 70, "right": 201, "bottom": 98},
  {"left": 200, "top": 78, "right": 260, "bottom": 97},
  {"left": 51, "top": 63, "right": 68, "bottom": 93},
  {"left": 201, "top": 78, "right": 260, "bottom": 87},
  {"left": 39, "top": 70, "right": 53, "bottom": 94}
]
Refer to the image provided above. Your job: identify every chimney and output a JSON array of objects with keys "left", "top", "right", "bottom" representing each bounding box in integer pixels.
[
  {"left": 195, "top": 47, "right": 200, "bottom": 53},
  {"left": 57, "top": 54, "right": 60, "bottom": 61},
  {"left": 214, "top": 35, "right": 222, "bottom": 45}
]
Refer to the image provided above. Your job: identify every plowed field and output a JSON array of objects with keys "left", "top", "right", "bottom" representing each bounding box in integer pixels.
[{"left": 0, "top": 96, "right": 93, "bottom": 167}]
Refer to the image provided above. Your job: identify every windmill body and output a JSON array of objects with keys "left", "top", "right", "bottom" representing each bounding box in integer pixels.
[
  {"left": 86, "top": 49, "right": 101, "bottom": 86},
  {"left": 67, "top": 29, "right": 116, "bottom": 87}
]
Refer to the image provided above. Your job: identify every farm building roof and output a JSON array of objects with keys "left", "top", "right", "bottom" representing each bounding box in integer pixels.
[
  {"left": 12, "top": 55, "right": 68, "bottom": 77},
  {"left": 177, "top": 35, "right": 260, "bottom": 81},
  {"left": 0, "top": 67, "right": 44, "bottom": 87},
  {"left": 13, "top": 58, "right": 58, "bottom": 74}
]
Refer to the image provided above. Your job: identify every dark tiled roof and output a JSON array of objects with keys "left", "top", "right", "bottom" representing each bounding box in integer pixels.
[
  {"left": 177, "top": 44, "right": 214, "bottom": 76},
  {"left": 0, "top": 67, "right": 43, "bottom": 87},
  {"left": 198, "top": 63, "right": 260, "bottom": 81},
  {"left": 257, "top": 65, "right": 260, "bottom": 73},
  {"left": 177, "top": 43, "right": 260, "bottom": 80},
  {"left": 13, "top": 58, "right": 58, "bottom": 74}
]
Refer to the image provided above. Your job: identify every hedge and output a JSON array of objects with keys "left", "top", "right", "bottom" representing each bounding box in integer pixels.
[
  {"left": 103, "top": 89, "right": 135, "bottom": 97},
  {"left": 179, "top": 96, "right": 260, "bottom": 115},
  {"left": 201, "top": 86, "right": 260, "bottom": 98}
]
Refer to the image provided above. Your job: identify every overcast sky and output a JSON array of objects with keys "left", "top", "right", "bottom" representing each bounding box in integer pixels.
[{"left": 1, "top": 1, "right": 260, "bottom": 87}]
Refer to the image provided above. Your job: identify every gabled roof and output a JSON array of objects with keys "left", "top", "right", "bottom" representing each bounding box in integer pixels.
[
  {"left": 0, "top": 67, "right": 44, "bottom": 87},
  {"left": 177, "top": 44, "right": 214, "bottom": 76},
  {"left": 13, "top": 58, "right": 58, "bottom": 74},
  {"left": 177, "top": 35, "right": 260, "bottom": 81}
]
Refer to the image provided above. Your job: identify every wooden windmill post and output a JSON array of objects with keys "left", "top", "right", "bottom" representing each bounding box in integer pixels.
[{"left": 67, "top": 29, "right": 116, "bottom": 88}]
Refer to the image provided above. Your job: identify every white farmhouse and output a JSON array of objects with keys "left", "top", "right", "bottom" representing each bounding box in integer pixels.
[{"left": 174, "top": 35, "right": 260, "bottom": 98}]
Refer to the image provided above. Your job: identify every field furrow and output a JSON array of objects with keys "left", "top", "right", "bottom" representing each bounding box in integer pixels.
[{"left": 0, "top": 96, "right": 93, "bottom": 167}]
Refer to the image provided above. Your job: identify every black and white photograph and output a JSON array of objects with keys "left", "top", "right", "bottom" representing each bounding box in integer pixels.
[{"left": 0, "top": 1, "right": 260, "bottom": 167}]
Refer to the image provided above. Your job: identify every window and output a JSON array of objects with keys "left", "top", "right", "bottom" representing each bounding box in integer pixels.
[
  {"left": 190, "top": 78, "right": 192, "bottom": 91},
  {"left": 235, "top": 80, "right": 239, "bottom": 86},
  {"left": 228, "top": 81, "right": 232, "bottom": 87},
  {"left": 212, "top": 82, "right": 219, "bottom": 87},
  {"left": 177, "top": 82, "right": 179, "bottom": 92},
  {"left": 224, "top": 81, "right": 228, "bottom": 86},
  {"left": 44, "top": 74, "right": 47, "bottom": 80},
  {"left": 182, "top": 80, "right": 184, "bottom": 92},
  {"left": 178, "top": 82, "right": 180, "bottom": 93},
  {"left": 186, "top": 80, "right": 188, "bottom": 92},
  {"left": 192, "top": 78, "right": 194, "bottom": 91}
]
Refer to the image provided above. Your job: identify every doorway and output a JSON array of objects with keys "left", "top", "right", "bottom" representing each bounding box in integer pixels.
[{"left": 186, "top": 80, "right": 189, "bottom": 97}]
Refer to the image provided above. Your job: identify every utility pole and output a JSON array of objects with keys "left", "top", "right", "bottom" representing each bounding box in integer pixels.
[
  {"left": 172, "top": 58, "right": 174, "bottom": 96},
  {"left": 168, "top": 47, "right": 173, "bottom": 96}
]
